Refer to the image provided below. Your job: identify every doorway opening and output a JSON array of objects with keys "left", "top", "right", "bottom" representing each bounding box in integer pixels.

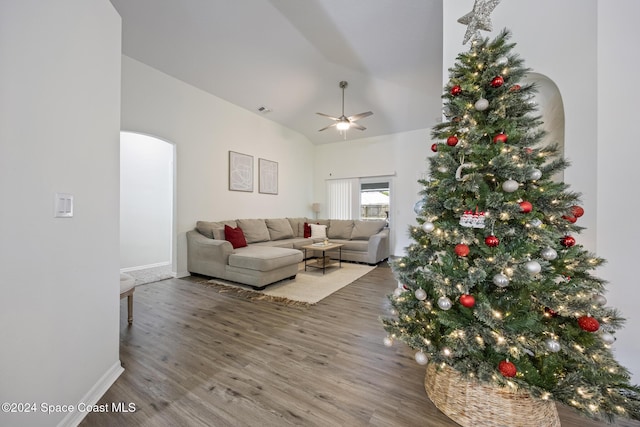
[
  {"left": 360, "top": 180, "right": 390, "bottom": 224},
  {"left": 119, "top": 132, "right": 176, "bottom": 282}
]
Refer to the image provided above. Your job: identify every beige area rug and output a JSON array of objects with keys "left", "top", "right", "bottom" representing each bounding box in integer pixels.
[{"left": 201, "top": 262, "right": 376, "bottom": 306}]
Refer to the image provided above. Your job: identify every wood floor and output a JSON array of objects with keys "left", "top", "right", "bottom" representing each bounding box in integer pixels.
[{"left": 82, "top": 265, "right": 640, "bottom": 427}]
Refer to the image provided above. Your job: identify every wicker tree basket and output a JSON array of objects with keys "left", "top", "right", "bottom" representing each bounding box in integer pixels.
[{"left": 424, "top": 363, "right": 561, "bottom": 427}]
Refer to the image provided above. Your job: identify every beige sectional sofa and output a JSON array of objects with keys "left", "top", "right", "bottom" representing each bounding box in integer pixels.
[{"left": 187, "top": 217, "right": 389, "bottom": 289}]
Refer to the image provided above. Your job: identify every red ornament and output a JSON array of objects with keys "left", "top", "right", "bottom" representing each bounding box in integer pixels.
[
  {"left": 431, "top": 143, "right": 438, "bottom": 152},
  {"left": 450, "top": 85, "right": 462, "bottom": 96},
  {"left": 490, "top": 76, "right": 505, "bottom": 88},
  {"left": 460, "top": 294, "right": 476, "bottom": 308},
  {"left": 509, "top": 84, "right": 521, "bottom": 92},
  {"left": 493, "top": 133, "right": 508, "bottom": 144},
  {"left": 571, "top": 205, "right": 585, "bottom": 218},
  {"left": 447, "top": 135, "right": 459, "bottom": 146},
  {"left": 578, "top": 316, "right": 600, "bottom": 332},
  {"left": 562, "top": 215, "right": 577, "bottom": 223},
  {"left": 519, "top": 201, "right": 533, "bottom": 213},
  {"left": 498, "top": 360, "right": 517, "bottom": 378},
  {"left": 523, "top": 147, "right": 533, "bottom": 155},
  {"left": 454, "top": 244, "right": 470, "bottom": 257},
  {"left": 561, "top": 235, "right": 576, "bottom": 247},
  {"left": 484, "top": 235, "right": 500, "bottom": 247}
]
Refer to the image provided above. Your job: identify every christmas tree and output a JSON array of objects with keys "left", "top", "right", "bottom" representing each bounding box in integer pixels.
[{"left": 382, "top": 30, "right": 640, "bottom": 423}]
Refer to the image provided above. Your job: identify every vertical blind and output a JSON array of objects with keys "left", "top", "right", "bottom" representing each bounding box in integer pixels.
[{"left": 326, "top": 178, "right": 359, "bottom": 219}]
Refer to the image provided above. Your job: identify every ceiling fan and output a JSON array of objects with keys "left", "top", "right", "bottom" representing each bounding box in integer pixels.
[{"left": 317, "top": 81, "right": 373, "bottom": 134}]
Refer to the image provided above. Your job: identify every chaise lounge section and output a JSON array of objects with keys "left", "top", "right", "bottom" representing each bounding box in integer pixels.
[{"left": 187, "top": 217, "right": 389, "bottom": 288}]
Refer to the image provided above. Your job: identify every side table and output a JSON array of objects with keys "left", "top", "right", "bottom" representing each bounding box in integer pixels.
[{"left": 301, "top": 243, "right": 344, "bottom": 274}]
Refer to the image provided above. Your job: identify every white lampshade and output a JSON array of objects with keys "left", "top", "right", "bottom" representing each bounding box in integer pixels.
[{"left": 311, "top": 203, "right": 321, "bottom": 213}]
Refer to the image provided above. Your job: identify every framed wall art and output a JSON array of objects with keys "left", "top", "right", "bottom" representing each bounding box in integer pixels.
[
  {"left": 229, "top": 151, "right": 253, "bottom": 192},
  {"left": 258, "top": 158, "right": 278, "bottom": 195}
]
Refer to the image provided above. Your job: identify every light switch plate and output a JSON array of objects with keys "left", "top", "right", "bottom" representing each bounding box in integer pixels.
[{"left": 55, "top": 193, "right": 73, "bottom": 218}]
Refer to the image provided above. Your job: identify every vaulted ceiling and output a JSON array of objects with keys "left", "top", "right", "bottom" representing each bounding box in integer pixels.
[{"left": 109, "top": 0, "right": 445, "bottom": 144}]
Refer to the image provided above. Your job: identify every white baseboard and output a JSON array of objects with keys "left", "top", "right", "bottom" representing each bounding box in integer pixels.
[
  {"left": 120, "top": 261, "right": 171, "bottom": 273},
  {"left": 58, "top": 361, "right": 124, "bottom": 427}
]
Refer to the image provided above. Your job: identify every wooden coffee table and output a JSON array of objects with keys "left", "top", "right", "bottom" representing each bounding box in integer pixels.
[{"left": 302, "top": 242, "right": 344, "bottom": 274}]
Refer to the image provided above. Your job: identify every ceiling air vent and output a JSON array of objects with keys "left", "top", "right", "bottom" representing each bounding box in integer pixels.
[{"left": 257, "top": 105, "right": 272, "bottom": 114}]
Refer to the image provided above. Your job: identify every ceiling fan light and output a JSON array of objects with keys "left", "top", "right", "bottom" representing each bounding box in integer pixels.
[{"left": 336, "top": 121, "right": 351, "bottom": 131}]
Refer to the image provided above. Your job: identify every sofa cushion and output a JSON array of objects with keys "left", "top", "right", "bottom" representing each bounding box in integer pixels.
[
  {"left": 236, "top": 219, "right": 270, "bottom": 243},
  {"left": 196, "top": 220, "right": 237, "bottom": 239},
  {"left": 303, "top": 222, "right": 311, "bottom": 238},
  {"left": 212, "top": 228, "right": 225, "bottom": 240},
  {"left": 287, "top": 217, "right": 307, "bottom": 238},
  {"left": 266, "top": 218, "right": 295, "bottom": 240},
  {"left": 309, "top": 223, "right": 327, "bottom": 239},
  {"left": 224, "top": 225, "right": 247, "bottom": 249},
  {"left": 328, "top": 219, "right": 354, "bottom": 239},
  {"left": 335, "top": 239, "right": 369, "bottom": 251},
  {"left": 229, "top": 246, "right": 303, "bottom": 272},
  {"left": 351, "top": 220, "right": 387, "bottom": 240}
]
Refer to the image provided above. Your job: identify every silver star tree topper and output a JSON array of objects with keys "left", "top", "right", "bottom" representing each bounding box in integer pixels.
[{"left": 458, "top": 0, "right": 502, "bottom": 44}]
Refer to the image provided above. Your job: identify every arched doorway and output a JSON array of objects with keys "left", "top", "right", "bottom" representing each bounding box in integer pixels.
[
  {"left": 522, "top": 72, "right": 565, "bottom": 181},
  {"left": 120, "top": 132, "right": 176, "bottom": 281}
]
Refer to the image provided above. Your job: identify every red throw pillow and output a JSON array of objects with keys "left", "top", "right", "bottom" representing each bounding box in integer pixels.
[
  {"left": 224, "top": 224, "right": 247, "bottom": 249},
  {"left": 303, "top": 222, "right": 311, "bottom": 238}
]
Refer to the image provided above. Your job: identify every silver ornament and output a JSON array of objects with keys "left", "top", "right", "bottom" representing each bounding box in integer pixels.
[
  {"left": 601, "top": 333, "right": 616, "bottom": 345},
  {"left": 529, "top": 218, "right": 543, "bottom": 228},
  {"left": 415, "top": 288, "right": 427, "bottom": 301},
  {"left": 529, "top": 168, "right": 543, "bottom": 180},
  {"left": 437, "top": 166, "right": 448, "bottom": 173},
  {"left": 541, "top": 247, "right": 558, "bottom": 261},
  {"left": 422, "top": 222, "right": 435, "bottom": 233},
  {"left": 393, "top": 287, "right": 403, "bottom": 297},
  {"left": 495, "top": 56, "right": 508, "bottom": 65},
  {"left": 383, "top": 336, "right": 394, "bottom": 347},
  {"left": 437, "top": 296, "right": 453, "bottom": 310},
  {"left": 474, "top": 98, "right": 489, "bottom": 111},
  {"left": 413, "top": 200, "right": 425, "bottom": 215},
  {"left": 593, "top": 294, "right": 607, "bottom": 306},
  {"left": 502, "top": 179, "right": 519, "bottom": 193},
  {"left": 525, "top": 260, "right": 542, "bottom": 274},
  {"left": 414, "top": 351, "right": 429, "bottom": 365},
  {"left": 545, "top": 338, "right": 561, "bottom": 353},
  {"left": 493, "top": 273, "right": 509, "bottom": 288}
]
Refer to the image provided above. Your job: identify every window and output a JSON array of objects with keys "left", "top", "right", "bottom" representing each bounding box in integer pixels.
[
  {"left": 326, "top": 177, "right": 391, "bottom": 223},
  {"left": 360, "top": 181, "right": 390, "bottom": 221}
]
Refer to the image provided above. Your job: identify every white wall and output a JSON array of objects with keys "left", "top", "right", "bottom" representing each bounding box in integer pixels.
[
  {"left": 0, "top": 1, "right": 122, "bottom": 426},
  {"left": 313, "top": 128, "right": 435, "bottom": 256},
  {"left": 120, "top": 132, "right": 173, "bottom": 271},
  {"left": 443, "top": 0, "right": 637, "bottom": 384},
  {"left": 120, "top": 56, "right": 316, "bottom": 276},
  {"left": 597, "top": 0, "right": 640, "bottom": 384}
]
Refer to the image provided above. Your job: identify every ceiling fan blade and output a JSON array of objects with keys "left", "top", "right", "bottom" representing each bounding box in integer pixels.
[
  {"left": 348, "top": 111, "right": 373, "bottom": 122},
  {"left": 316, "top": 112, "right": 339, "bottom": 120},
  {"left": 350, "top": 122, "right": 366, "bottom": 131},
  {"left": 318, "top": 123, "right": 338, "bottom": 132}
]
